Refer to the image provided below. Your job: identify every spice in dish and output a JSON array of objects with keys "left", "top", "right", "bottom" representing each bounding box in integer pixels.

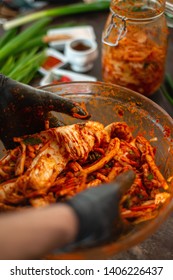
[
  {"left": 71, "top": 42, "right": 91, "bottom": 51},
  {"left": 42, "top": 55, "right": 62, "bottom": 70}
]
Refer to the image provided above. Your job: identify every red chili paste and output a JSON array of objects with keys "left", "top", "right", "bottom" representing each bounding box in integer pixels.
[{"left": 42, "top": 56, "right": 62, "bottom": 70}]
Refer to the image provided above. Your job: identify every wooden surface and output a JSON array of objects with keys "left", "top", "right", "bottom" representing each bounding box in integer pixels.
[{"left": 0, "top": 6, "right": 173, "bottom": 260}]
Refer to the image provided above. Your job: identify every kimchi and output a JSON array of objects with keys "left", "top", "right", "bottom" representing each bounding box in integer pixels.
[
  {"left": 102, "top": 23, "right": 168, "bottom": 96},
  {"left": 0, "top": 121, "right": 171, "bottom": 224}
]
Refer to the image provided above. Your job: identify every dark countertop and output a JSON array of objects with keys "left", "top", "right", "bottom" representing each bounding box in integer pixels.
[{"left": 0, "top": 7, "right": 173, "bottom": 260}]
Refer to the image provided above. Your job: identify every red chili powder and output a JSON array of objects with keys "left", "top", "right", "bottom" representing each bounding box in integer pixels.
[{"left": 42, "top": 56, "right": 62, "bottom": 70}]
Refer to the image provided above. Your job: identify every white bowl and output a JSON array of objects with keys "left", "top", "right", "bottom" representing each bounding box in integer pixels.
[
  {"left": 64, "top": 38, "right": 98, "bottom": 73},
  {"left": 47, "top": 25, "right": 96, "bottom": 50},
  {"left": 40, "top": 68, "right": 97, "bottom": 86}
]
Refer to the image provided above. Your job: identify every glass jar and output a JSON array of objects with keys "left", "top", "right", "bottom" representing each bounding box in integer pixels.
[
  {"left": 102, "top": 0, "right": 168, "bottom": 96},
  {"left": 165, "top": 1, "right": 173, "bottom": 28}
]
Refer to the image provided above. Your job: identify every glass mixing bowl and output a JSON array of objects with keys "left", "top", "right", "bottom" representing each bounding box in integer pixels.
[
  {"left": 1, "top": 81, "right": 173, "bottom": 259},
  {"left": 39, "top": 81, "right": 173, "bottom": 260}
]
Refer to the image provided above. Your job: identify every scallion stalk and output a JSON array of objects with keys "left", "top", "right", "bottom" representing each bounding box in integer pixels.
[
  {"left": 7, "top": 50, "right": 46, "bottom": 83},
  {"left": 3, "top": 1, "right": 110, "bottom": 30},
  {"left": 11, "top": 21, "right": 78, "bottom": 55},
  {"left": 0, "top": 27, "right": 18, "bottom": 48},
  {"left": 13, "top": 37, "right": 47, "bottom": 55},
  {"left": 0, "top": 56, "right": 15, "bottom": 76},
  {"left": 7, "top": 48, "right": 40, "bottom": 78},
  {"left": 0, "top": 47, "right": 46, "bottom": 84},
  {"left": 0, "top": 17, "right": 51, "bottom": 62}
]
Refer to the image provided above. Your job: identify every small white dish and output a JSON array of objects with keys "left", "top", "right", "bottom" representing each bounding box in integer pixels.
[
  {"left": 40, "top": 68, "right": 97, "bottom": 86},
  {"left": 39, "top": 48, "right": 68, "bottom": 75},
  {"left": 64, "top": 38, "right": 98, "bottom": 73},
  {"left": 47, "top": 25, "right": 96, "bottom": 50}
]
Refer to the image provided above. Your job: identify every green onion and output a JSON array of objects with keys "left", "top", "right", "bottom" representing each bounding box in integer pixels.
[
  {"left": 7, "top": 48, "right": 40, "bottom": 77},
  {"left": 0, "top": 27, "right": 18, "bottom": 48},
  {"left": 12, "top": 36, "right": 47, "bottom": 55},
  {"left": 4, "top": 21, "right": 77, "bottom": 56},
  {"left": 0, "top": 56, "right": 15, "bottom": 75},
  {"left": 0, "top": 48, "right": 46, "bottom": 84},
  {"left": 13, "top": 23, "right": 78, "bottom": 54},
  {"left": 147, "top": 174, "right": 154, "bottom": 180},
  {"left": 3, "top": 1, "right": 110, "bottom": 30},
  {"left": 12, "top": 51, "right": 46, "bottom": 83},
  {"left": 0, "top": 17, "right": 51, "bottom": 62}
]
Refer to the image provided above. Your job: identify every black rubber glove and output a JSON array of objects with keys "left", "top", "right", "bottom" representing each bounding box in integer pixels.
[
  {"left": 0, "top": 74, "right": 89, "bottom": 149},
  {"left": 66, "top": 170, "right": 135, "bottom": 246}
]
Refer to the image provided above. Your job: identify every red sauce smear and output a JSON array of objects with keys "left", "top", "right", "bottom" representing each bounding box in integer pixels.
[
  {"left": 52, "top": 76, "right": 72, "bottom": 84},
  {"left": 163, "top": 125, "right": 171, "bottom": 138}
]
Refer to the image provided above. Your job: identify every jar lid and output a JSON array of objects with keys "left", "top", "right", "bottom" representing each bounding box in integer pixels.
[
  {"left": 166, "top": 1, "right": 173, "bottom": 15},
  {"left": 166, "top": 1, "right": 173, "bottom": 28}
]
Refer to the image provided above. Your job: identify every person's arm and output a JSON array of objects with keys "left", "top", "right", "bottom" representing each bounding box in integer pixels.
[
  {"left": 0, "top": 74, "right": 89, "bottom": 149},
  {"left": 0, "top": 170, "right": 135, "bottom": 260},
  {"left": 0, "top": 204, "right": 79, "bottom": 260}
]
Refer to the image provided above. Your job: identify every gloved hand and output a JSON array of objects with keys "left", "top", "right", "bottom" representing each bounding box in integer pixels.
[
  {"left": 66, "top": 170, "right": 135, "bottom": 247},
  {"left": 0, "top": 74, "right": 89, "bottom": 149}
]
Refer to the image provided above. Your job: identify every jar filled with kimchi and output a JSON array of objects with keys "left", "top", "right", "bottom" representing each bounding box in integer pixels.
[{"left": 102, "top": 0, "right": 168, "bottom": 96}]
